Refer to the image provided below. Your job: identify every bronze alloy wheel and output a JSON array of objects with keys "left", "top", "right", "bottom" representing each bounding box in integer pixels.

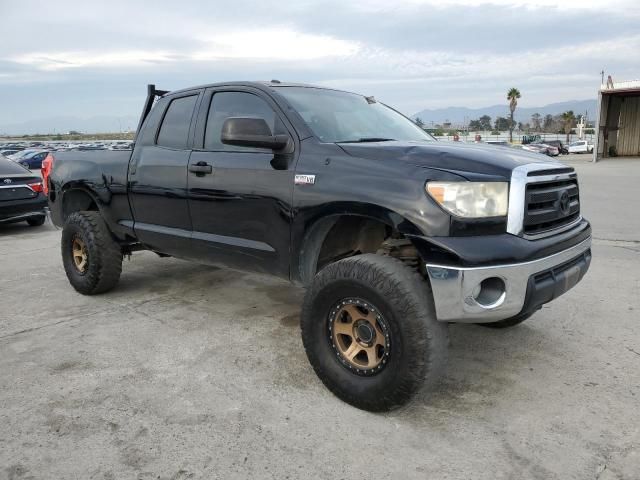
[
  {"left": 328, "top": 298, "right": 391, "bottom": 375},
  {"left": 71, "top": 235, "right": 88, "bottom": 274}
]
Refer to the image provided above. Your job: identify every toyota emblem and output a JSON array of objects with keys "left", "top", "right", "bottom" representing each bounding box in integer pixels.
[
  {"left": 559, "top": 190, "right": 570, "bottom": 215},
  {"left": 3, "top": 178, "right": 11, "bottom": 184}
]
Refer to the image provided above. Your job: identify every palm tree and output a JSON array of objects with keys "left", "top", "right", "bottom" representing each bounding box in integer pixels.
[
  {"left": 507, "top": 88, "right": 521, "bottom": 143},
  {"left": 561, "top": 111, "right": 576, "bottom": 143}
]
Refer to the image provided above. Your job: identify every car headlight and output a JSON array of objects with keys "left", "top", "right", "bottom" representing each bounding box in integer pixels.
[{"left": 426, "top": 181, "right": 508, "bottom": 218}]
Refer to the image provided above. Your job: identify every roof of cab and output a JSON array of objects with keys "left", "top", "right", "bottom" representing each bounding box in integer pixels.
[{"left": 164, "top": 80, "right": 354, "bottom": 97}]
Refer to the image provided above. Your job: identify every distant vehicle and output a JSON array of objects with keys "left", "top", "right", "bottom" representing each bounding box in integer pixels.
[
  {"left": 8, "top": 149, "right": 40, "bottom": 160},
  {"left": 532, "top": 143, "right": 560, "bottom": 157},
  {"left": 108, "top": 143, "right": 133, "bottom": 151},
  {"left": 485, "top": 140, "right": 510, "bottom": 147},
  {"left": 541, "top": 140, "right": 569, "bottom": 155},
  {"left": 0, "top": 149, "right": 22, "bottom": 157},
  {"left": 523, "top": 143, "right": 559, "bottom": 157},
  {"left": 9, "top": 150, "right": 49, "bottom": 169},
  {"left": 0, "top": 155, "right": 47, "bottom": 226},
  {"left": 77, "top": 144, "right": 107, "bottom": 151},
  {"left": 568, "top": 140, "right": 594, "bottom": 154},
  {"left": 1, "top": 144, "right": 26, "bottom": 151},
  {"left": 521, "top": 144, "right": 548, "bottom": 155},
  {"left": 521, "top": 134, "right": 542, "bottom": 145}
]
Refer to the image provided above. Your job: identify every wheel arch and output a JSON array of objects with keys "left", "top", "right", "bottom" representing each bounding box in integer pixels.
[
  {"left": 60, "top": 184, "right": 100, "bottom": 222},
  {"left": 294, "top": 205, "right": 452, "bottom": 286}
]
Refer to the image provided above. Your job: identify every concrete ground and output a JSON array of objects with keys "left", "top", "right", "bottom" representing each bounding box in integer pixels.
[{"left": 1, "top": 157, "right": 638, "bottom": 480}]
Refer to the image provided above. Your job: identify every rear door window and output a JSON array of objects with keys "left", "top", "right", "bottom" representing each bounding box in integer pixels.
[{"left": 157, "top": 95, "right": 198, "bottom": 149}]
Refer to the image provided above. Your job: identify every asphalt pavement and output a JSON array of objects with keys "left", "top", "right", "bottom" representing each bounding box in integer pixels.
[{"left": 0, "top": 156, "right": 638, "bottom": 479}]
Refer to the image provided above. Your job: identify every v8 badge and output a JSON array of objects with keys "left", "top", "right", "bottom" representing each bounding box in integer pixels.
[{"left": 295, "top": 174, "right": 316, "bottom": 186}]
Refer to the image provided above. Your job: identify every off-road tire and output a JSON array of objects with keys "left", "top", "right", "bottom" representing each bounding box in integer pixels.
[
  {"left": 301, "top": 254, "right": 449, "bottom": 412},
  {"left": 478, "top": 310, "right": 535, "bottom": 329},
  {"left": 26, "top": 215, "right": 46, "bottom": 227},
  {"left": 61, "top": 211, "right": 122, "bottom": 295}
]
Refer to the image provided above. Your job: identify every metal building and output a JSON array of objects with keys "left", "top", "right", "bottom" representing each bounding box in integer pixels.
[{"left": 594, "top": 79, "right": 640, "bottom": 161}]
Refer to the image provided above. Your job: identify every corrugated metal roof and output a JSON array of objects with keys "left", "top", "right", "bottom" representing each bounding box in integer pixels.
[{"left": 600, "top": 79, "right": 640, "bottom": 93}]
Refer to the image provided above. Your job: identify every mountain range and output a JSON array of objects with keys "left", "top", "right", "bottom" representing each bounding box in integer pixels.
[{"left": 412, "top": 99, "right": 597, "bottom": 126}]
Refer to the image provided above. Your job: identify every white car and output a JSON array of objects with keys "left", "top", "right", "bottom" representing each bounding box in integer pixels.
[{"left": 568, "top": 140, "right": 593, "bottom": 154}]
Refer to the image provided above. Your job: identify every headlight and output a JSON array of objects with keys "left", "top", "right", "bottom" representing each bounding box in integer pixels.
[{"left": 426, "top": 181, "right": 508, "bottom": 218}]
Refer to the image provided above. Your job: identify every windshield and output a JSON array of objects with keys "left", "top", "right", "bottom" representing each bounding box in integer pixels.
[{"left": 275, "top": 87, "right": 434, "bottom": 143}]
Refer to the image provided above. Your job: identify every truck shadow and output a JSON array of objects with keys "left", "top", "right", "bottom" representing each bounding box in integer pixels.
[
  {"left": 103, "top": 258, "right": 561, "bottom": 416},
  {"left": 402, "top": 319, "right": 564, "bottom": 419}
]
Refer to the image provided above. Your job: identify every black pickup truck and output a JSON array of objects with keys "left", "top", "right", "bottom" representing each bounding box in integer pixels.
[{"left": 46, "top": 82, "right": 591, "bottom": 411}]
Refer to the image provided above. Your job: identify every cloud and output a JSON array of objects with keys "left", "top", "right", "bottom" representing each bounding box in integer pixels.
[{"left": 0, "top": 0, "right": 638, "bottom": 127}]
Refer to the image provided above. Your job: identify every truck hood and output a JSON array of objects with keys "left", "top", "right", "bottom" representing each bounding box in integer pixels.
[{"left": 338, "top": 141, "right": 566, "bottom": 180}]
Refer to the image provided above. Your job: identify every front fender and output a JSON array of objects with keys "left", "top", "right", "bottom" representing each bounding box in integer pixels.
[{"left": 291, "top": 204, "right": 428, "bottom": 285}]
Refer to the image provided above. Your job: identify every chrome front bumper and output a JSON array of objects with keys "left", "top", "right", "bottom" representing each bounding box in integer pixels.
[{"left": 426, "top": 236, "right": 592, "bottom": 323}]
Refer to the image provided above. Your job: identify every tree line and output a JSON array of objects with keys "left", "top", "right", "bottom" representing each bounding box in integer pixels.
[
  {"left": 415, "top": 88, "right": 592, "bottom": 141},
  {"left": 465, "top": 112, "right": 580, "bottom": 135}
]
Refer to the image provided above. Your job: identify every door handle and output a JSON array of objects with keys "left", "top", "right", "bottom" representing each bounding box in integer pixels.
[{"left": 189, "top": 161, "right": 213, "bottom": 175}]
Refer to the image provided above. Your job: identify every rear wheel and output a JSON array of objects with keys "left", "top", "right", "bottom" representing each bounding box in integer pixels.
[
  {"left": 61, "top": 211, "right": 122, "bottom": 295},
  {"left": 26, "top": 215, "right": 46, "bottom": 227},
  {"left": 301, "top": 254, "right": 448, "bottom": 411}
]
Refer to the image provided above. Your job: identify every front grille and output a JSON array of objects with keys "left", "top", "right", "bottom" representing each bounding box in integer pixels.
[{"left": 524, "top": 178, "right": 580, "bottom": 236}]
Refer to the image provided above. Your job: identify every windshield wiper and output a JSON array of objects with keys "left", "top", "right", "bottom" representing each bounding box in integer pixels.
[{"left": 338, "top": 137, "right": 396, "bottom": 143}]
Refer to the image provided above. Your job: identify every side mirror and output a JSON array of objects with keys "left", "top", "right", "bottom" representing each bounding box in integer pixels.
[{"left": 221, "top": 117, "right": 289, "bottom": 150}]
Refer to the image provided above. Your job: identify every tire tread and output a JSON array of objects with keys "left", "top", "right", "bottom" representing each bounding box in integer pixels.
[
  {"left": 301, "top": 254, "right": 448, "bottom": 411},
  {"left": 62, "top": 211, "right": 122, "bottom": 295}
]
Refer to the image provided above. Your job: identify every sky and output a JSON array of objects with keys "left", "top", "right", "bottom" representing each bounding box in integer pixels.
[{"left": 1, "top": 0, "right": 639, "bottom": 131}]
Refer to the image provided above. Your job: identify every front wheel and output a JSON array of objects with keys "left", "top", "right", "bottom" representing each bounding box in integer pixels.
[
  {"left": 61, "top": 211, "right": 122, "bottom": 295},
  {"left": 301, "top": 254, "right": 449, "bottom": 411}
]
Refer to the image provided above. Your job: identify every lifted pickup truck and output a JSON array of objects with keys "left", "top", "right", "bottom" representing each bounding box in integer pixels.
[{"left": 46, "top": 82, "right": 591, "bottom": 411}]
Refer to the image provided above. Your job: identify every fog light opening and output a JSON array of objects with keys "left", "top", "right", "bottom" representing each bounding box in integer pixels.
[{"left": 473, "top": 277, "right": 506, "bottom": 308}]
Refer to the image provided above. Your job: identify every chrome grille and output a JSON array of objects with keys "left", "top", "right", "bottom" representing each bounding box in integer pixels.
[
  {"left": 507, "top": 163, "right": 582, "bottom": 239},
  {"left": 524, "top": 178, "right": 580, "bottom": 235}
]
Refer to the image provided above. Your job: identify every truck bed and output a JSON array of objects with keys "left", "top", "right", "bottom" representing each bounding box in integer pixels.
[{"left": 49, "top": 150, "right": 135, "bottom": 240}]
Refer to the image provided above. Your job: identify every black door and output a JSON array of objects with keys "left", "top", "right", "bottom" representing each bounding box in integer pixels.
[
  {"left": 128, "top": 91, "right": 201, "bottom": 256},
  {"left": 187, "top": 88, "right": 296, "bottom": 278}
]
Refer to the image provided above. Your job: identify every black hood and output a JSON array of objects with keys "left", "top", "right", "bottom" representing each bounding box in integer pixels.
[{"left": 338, "top": 141, "right": 567, "bottom": 180}]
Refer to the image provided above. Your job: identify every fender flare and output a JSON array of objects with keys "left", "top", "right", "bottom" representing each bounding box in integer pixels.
[
  {"left": 293, "top": 205, "right": 429, "bottom": 285},
  {"left": 59, "top": 183, "right": 101, "bottom": 220}
]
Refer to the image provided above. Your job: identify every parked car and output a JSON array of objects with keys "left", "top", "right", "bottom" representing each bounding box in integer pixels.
[
  {"left": 537, "top": 143, "right": 560, "bottom": 156},
  {"left": 523, "top": 143, "right": 559, "bottom": 156},
  {"left": 520, "top": 144, "right": 547, "bottom": 155},
  {"left": 485, "top": 140, "right": 510, "bottom": 147},
  {"left": 0, "top": 155, "right": 47, "bottom": 226},
  {"left": 0, "top": 149, "right": 22, "bottom": 157},
  {"left": 46, "top": 81, "right": 591, "bottom": 412},
  {"left": 9, "top": 150, "right": 49, "bottom": 169},
  {"left": 521, "top": 134, "right": 542, "bottom": 144},
  {"left": 542, "top": 140, "right": 569, "bottom": 155},
  {"left": 568, "top": 140, "right": 594, "bottom": 154}
]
